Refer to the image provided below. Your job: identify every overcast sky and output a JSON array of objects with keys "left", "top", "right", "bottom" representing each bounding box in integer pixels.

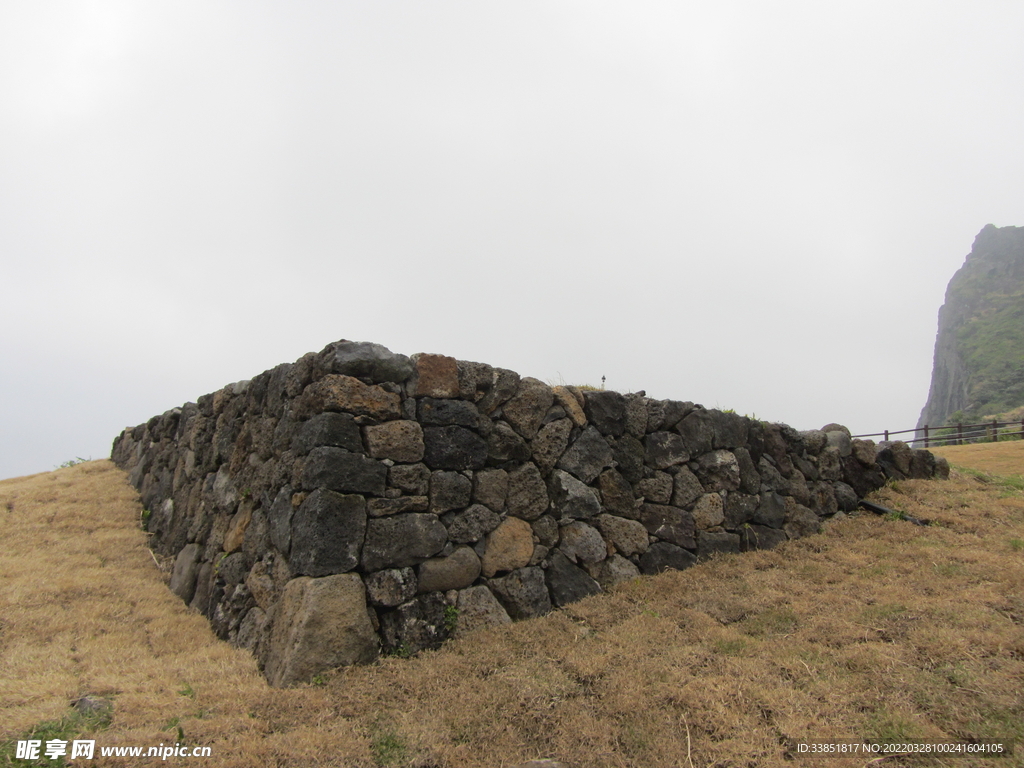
[{"left": 2, "top": 1, "right": 1022, "bottom": 480}]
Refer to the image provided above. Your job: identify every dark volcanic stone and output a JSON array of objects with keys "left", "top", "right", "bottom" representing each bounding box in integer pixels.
[
  {"left": 548, "top": 469, "right": 601, "bottom": 519},
  {"left": 582, "top": 390, "right": 627, "bottom": 437},
  {"left": 709, "top": 410, "right": 749, "bottom": 449},
  {"left": 738, "top": 524, "right": 788, "bottom": 551},
  {"left": 696, "top": 531, "right": 741, "bottom": 560},
  {"left": 506, "top": 463, "right": 549, "bottom": 520},
  {"left": 362, "top": 513, "right": 448, "bottom": 571},
  {"left": 545, "top": 550, "right": 602, "bottom": 607},
  {"left": 318, "top": 340, "right": 413, "bottom": 383},
  {"left": 677, "top": 410, "right": 714, "bottom": 455},
  {"left": 487, "top": 566, "right": 552, "bottom": 619},
  {"left": 364, "top": 567, "right": 418, "bottom": 607},
  {"left": 639, "top": 542, "right": 697, "bottom": 574},
  {"left": 556, "top": 426, "right": 614, "bottom": 484},
  {"left": 418, "top": 398, "right": 481, "bottom": 427},
  {"left": 638, "top": 503, "right": 696, "bottom": 549},
  {"left": 833, "top": 481, "right": 859, "bottom": 512},
  {"left": 840, "top": 455, "right": 886, "bottom": 498},
  {"left": 268, "top": 485, "right": 295, "bottom": 556},
  {"left": 447, "top": 504, "right": 502, "bottom": 544},
  {"left": 379, "top": 592, "right": 453, "bottom": 655},
  {"left": 752, "top": 492, "right": 786, "bottom": 529},
  {"left": 292, "top": 412, "right": 363, "bottom": 455},
  {"left": 723, "top": 492, "right": 758, "bottom": 529},
  {"left": 423, "top": 426, "right": 488, "bottom": 470},
  {"left": 608, "top": 435, "right": 645, "bottom": 483},
  {"left": 597, "top": 468, "right": 636, "bottom": 517},
  {"left": 429, "top": 470, "right": 472, "bottom": 514},
  {"left": 289, "top": 489, "right": 367, "bottom": 576},
  {"left": 486, "top": 421, "right": 532, "bottom": 463},
  {"left": 644, "top": 431, "right": 690, "bottom": 470},
  {"left": 733, "top": 448, "right": 761, "bottom": 494},
  {"left": 301, "top": 446, "right": 387, "bottom": 496}
]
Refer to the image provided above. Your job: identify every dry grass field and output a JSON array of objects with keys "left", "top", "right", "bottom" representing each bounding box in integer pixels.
[{"left": 1, "top": 447, "right": 1022, "bottom": 767}]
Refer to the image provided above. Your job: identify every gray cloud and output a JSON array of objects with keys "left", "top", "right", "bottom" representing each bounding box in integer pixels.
[{"left": 2, "top": 1, "right": 1022, "bottom": 478}]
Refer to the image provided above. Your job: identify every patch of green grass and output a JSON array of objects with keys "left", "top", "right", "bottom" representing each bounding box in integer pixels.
[
  {"left": 370, "top": 727, "right": 408, "bottom": 767},
  {"left": 712, "top": 638, "right": 748, "bottom": 655},
  {"left": 386, "top": 642, "right": 412, "bottom": 659},
  {"left": 933, "top": 562, "right": 965, "bottom": 578},
  {"left": 1009, "top": 538, "right": 1024, "bottom": 552},
  {"left": 955, "top": 465, "right": 1024, "bottom": 493},
  {"left": 0, "top": 705, "right": 113, "bottom": 767},
  {"left": 740, "top": 607, "right": 799, "bottom": 637},
  {"left": 863, "top": 709, "right": 925, "bottom": 745},
  {"left": 861, "top": 603, "right": 908, "bottom": 623},
  {"left": 177, "top": 683, "right": 195, "bottom": 699}
]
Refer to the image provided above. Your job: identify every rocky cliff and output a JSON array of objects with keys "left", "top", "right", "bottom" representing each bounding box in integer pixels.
[{"left": 918, "top": 224, "right": 1024, "bottom": 430}]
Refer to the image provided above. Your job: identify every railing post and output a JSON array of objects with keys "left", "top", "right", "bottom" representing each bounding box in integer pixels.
[
  {"left": 924, "top": 424, "right": 929, "bottom": 449},
  {"left": 884, "top": 429, "right": 889, "bottom": 442},
  {"left": 957, "top": 423, "right": 963, "bottom": 446},
  {"left": 992, "top": 419, "right": 998, "bottom": 442}
]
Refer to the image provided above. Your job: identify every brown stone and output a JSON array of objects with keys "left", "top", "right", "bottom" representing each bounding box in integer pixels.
[
  {"left": 363, "top": 420, "right": 425, "bottom": 463},
  {"left": 851, "top": 438, "right": 877, "bottom": 467},
  {"left": 481, "top": 516, "right": 535, "bottom": 577},
  {"left": 223, "top": 500, "right": 253, "bottom": 553},
  {"left": 366, "top": 496, "right": 429, "bottom": 516},
  {"left": 503, "top": 377, "right": 554, "bottom": 439},
  {"left": 552, "top": 386, "right": 587, "bottom": 426},
  {"left": 532, "top": 418, "right": 573, "bottom": 474},
  {"left": 596, "top": 514, "right": 649, "bottom": 557},
  {"left": 295, "top": 375, "right": 402, "bottom": 420},
  {"left": 409, "top": 353, "right": 460, "bottom": 398},
  {"left": 557, "top": 521, "right": 606, "bottom": 564},
  {"left": 692, "top": 493, "right": 725, "bottom": 530}
]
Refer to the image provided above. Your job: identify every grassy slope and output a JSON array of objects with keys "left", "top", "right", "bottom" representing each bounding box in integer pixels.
[{"left": 1, "top": 458, "right": 1022, "bottom": 768}]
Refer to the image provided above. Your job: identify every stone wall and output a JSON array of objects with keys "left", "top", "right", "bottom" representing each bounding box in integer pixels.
[{"left": 111, "top": 340, "right": 948, "bottom": 686}]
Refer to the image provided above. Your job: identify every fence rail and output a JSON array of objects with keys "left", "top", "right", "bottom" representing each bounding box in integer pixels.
[{"left": 853, "top": 420, "right": 1024, "bottom": 449}]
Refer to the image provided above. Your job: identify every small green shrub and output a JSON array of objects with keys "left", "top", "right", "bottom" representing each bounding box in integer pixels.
[
  {"left": 443, "top": 605, "right": 459, "bottom": 632},
  {"left": 55, "top": 457, "right": 89, "bottom": 469}
]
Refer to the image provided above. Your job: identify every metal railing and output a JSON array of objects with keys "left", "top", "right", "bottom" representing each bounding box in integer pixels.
[{"left": 853, "top": 420, "right": 1024, "bottom": 448}]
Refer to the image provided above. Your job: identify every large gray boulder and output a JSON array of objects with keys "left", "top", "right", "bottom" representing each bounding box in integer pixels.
[
  {"left": 318, "top": 340, "right": 413, "bottom": 383},
  {"left": 265, "top": 574, "right": 378, "bottom": 687}
]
